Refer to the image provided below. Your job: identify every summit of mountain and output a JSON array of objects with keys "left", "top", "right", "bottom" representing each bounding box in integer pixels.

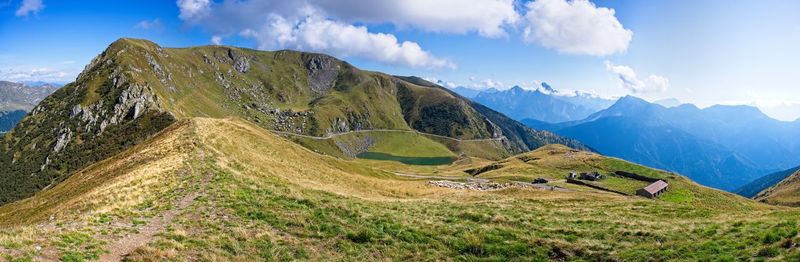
[{"left": 0, "top": 38, "right": 585, "bottom": 205}]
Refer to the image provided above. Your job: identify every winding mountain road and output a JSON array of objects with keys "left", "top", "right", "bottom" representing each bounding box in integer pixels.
[{"left": 268, "top": 128, "right": 507, "bottom": 142}]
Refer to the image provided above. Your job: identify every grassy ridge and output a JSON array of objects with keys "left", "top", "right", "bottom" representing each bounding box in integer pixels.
[
  {"left": 0, "top": 38, "right": 586, "bottom": 204},
  {"left": 1, "top": 118, "right": 798, "bottom": 261},
  {"left": 284, "top": 130, "right": 515, "bottom": 162},
  {"left": 756, "top": 170, "right": 800, "bottom": 206}
]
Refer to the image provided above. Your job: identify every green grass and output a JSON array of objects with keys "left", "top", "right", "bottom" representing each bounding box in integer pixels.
[
  {"left": 137, "top": 161, "right": 800, "bottom": 261},
  {"left": 356, "top": 152, "right": 454, "bottom": 165},
  {"left": 3, "top": 118, "right": 800, "bottom": 261},
  {"left": 365, "top": 132, "right": 454, "bottom": 157},
  {"left": 288, "top": 130, "right": 459, "bottom": 160}
]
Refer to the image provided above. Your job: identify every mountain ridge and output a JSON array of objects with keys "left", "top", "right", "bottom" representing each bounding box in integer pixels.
[
  {"left": 755, "top": 169, "right": 800, "bottom": 206},
  {"left": 0, "top": 38, "right": 586, "bottom": 205},
  {"left": 526, "top": 95, "right": 799, "bottom": 191},
  {"left": 0, "top": 80, "right": 60, "bottom": 112},
  {"left": 736, "top": 166, "right": 800, "bottom": 198},
  {"left": 458, "top": 84, "right": 616, "bottom": 123}
]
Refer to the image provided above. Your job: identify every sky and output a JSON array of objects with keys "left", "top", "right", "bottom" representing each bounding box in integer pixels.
[{"left": 2, "top": 0, "right": 800, "bottom": 121}]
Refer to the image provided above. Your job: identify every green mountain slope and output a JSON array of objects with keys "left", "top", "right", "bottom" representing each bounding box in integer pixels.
[
  {"left": 755, "top": 170, "right": 800, "bottom": 206},
  {"left": 1, "top": 118, "right": 797, "bottom": 261},
  {"left": 0, "top": 110, "right": 26, "bottom": 133},
  {"left": 527, "top": 96, "right": 784, "bottom": 191},
  {"left": 736, "top": 166, "right": 800, "bottom": 198},
  {"left": 0, "top": 38, "right": 585, "bottom": 205}
]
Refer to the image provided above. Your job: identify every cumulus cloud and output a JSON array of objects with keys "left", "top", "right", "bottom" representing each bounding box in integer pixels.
[
  {"left": 15, "top": 0, "right": 44, "bottom": 17},
  {"left": 135, "top": 19, "right": 164, "bottom": 31},
  {"left": 313, "top": 0, "right": 519, "bottom": 37},
  {"left": 246, "top": 15, "right": 455, "bottom": 69},
  {"left": 210, "top": 35, "right": 223, "bottom": 45},
  {"left": 176, "top": 0, "right": 632, "bottom": 66},
  {"left": 522, "top": 0, "right": 632, "bottom": 56},
  {"left": 604, "top": 61, "right": 669, "bottom": 93},
  {"left": 177, "top": 1, "right": 455, "bottom": 69},
  {"left": 177, "top": 0, "right": 210, "bottom": 21},
  {"left": 177, "top": 0, "right": 518, "bottom": 37},
  {"left": 0, "top": 68, "right": 69, "bottom": 82}
]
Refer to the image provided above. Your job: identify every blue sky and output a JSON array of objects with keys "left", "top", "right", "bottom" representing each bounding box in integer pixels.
[{"left": 2, "top": 0, "right": 800, "bottom": 120}]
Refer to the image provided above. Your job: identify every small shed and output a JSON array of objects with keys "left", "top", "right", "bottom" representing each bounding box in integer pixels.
[
  {"left": 636, "top": 180, "right": 668, "bottom": 198},
  {"left": 579, "top": 172, "right": 603, "bottom": 181}
]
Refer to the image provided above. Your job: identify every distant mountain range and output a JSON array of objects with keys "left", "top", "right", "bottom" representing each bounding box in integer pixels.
[
  {"left": 0, "top": 81, "right": 61, "bottom": 133},
  {"left": 525, "top": 96, "right": 800, "bottom": 191},
  {"left": 0, "top": 81, "right": 61, "bottom": 111},
  {"left": 448, "top": 83, "right": 617, "bottom": 123}
]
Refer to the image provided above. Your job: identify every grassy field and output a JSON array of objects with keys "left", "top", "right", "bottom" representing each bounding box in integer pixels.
[
  {"left": 286, "top": 131, "right": 461, "bottom": 158},
  {"left": 1, "top": 118, "right": 799, "bottom": 261}
]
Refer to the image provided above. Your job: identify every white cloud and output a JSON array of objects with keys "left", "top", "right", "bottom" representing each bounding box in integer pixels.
[
  {"left": 135, "top": 19, "right": 164, "bottom": 31},
  {"left": 177, "top": 0, "right": 210, "bottom": 21},
  {"left": 176, "top": 0, "right": 631, "bottom": 67},
  {"left": 522, "top": 0, "right": 632, "bottom": 56},
  {"left": 243, "top": 15, "right": 455, "bottom": 69},
  {"left": 0, "top": 68, "right": 69, "bottom": 82},
  {"left": 467, "top": 78, "right": 507, "bottom": 89},
  {"left": 15, "top": 0, "right": 44, "bottom": 17},
  {"left": 604, "top": 61, "right": 669, "bottom": 93},
  {"left": 177, "top": 0, "right": 518, "bottom": 38},
  {"left": 178, "top": 1, "right": 454, "bottom": 69},
  {"left": 313, "top": 0, "right": 519, "bottom": 38},
  {"left": 422, "top": 77, "right": 457, "bottom": 88},
  {"left": 210, "top": 35, "right": 223, "bottom": 45},
  {"left": 750, "top": 100, "right": 800, "bottom": 122}
]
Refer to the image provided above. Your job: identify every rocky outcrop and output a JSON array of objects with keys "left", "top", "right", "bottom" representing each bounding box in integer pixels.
[
  {"left": 52, "top": 127, "right": 72, "bottom": 153},
  {"left": 427, "top": 180, "right": 558, "bottom": 191},
  {"left": 334, "top": 135, "right": 375, "bottom": 158},
  {"left": 305, "top": 55, "right": 339, "bottom": 93},
  {"left": 228, "top": 49, "right": 250, "bottom": 73},
  {"left": 0, "top": 38, "right": 176, "bottom": 205}
]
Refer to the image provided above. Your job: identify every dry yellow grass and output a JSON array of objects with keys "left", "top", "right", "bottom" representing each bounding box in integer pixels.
[
  {"left": 0, "top": 117, "right": 798, "bottom": 261},
  {"left": 756, "top": 170, "right": 800, "bottom": 206}
]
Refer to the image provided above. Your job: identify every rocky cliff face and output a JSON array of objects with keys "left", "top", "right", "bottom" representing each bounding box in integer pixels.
[{"left": 0, "top": 39, "right": 175, "bottom": 205}]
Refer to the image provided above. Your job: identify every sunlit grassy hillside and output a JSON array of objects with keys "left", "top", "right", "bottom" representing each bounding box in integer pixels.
[
  {"left": 0, "top": 38, "right": 584, "bottom": 205},
  {"left": 757, "top": 170, "right": 800, "bottom": 207},
  {"left": 1, "top": 118, "right": 798, "bottom": 261}
]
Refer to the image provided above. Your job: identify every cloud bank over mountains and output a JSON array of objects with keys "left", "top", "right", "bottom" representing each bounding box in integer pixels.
[
  {"left": 0, "top": 68, "right": 68, "bottom": 82},
  {"left": 176, "top": 0, "right": 633, "bottom": 68}
]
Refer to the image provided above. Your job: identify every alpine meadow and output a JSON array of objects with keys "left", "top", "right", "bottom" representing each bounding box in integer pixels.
[{"left": 2, "top": 0, "right": 800, "bottom": 261}]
